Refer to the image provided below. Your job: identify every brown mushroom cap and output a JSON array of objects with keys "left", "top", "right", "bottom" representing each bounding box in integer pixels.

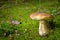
[{"left": 30, "top": 12, "right": 53, "bottom": 20}]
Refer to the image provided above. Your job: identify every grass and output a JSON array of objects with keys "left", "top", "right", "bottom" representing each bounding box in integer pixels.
[{"left": 0, "top": 0, "right": 60, "bottom": 40}]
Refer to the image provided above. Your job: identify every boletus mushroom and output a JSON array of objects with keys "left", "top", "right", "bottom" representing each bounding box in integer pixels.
[{"left": 30, "top": 12, "right": 53, "bottom": 36}]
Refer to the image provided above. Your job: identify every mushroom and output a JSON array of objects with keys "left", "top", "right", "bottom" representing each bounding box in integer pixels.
[{"left": 30, "top": 12, "right": 53, "bottom": 36}]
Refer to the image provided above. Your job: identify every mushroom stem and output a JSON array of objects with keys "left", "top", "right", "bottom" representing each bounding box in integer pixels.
[{"left": 39, "top": 20, "right": 49, "bottom": 36}]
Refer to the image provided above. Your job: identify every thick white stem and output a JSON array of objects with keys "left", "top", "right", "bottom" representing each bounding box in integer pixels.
[{"left": 39, "top": 20, "right": 49, "bottom": 36}]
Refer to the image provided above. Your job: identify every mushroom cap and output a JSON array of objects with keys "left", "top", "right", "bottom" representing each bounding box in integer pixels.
[{"left": 30, "top": 12, "right": 53, "bottom": 20}]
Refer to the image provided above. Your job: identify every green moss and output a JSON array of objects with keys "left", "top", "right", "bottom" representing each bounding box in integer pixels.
[{"left": 0, "top": 0, "right": 60, "bottom": 40}]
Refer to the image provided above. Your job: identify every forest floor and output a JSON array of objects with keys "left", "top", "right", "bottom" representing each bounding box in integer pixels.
[{"left": 0, "top": 0, "right": 60, "bottom": 40}]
